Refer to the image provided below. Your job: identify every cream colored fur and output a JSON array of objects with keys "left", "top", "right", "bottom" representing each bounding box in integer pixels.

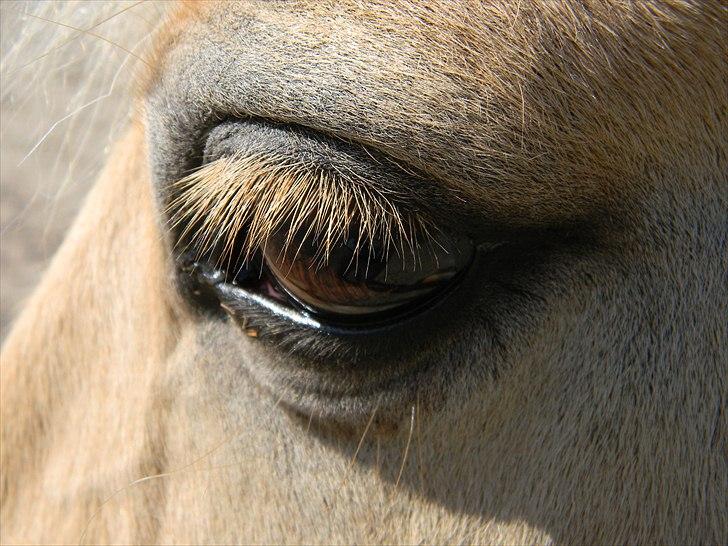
[{"left": 1, "top": 1, "right": 726, "bottom": 544}]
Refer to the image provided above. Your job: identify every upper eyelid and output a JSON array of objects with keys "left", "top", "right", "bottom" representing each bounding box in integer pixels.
[
  {"left": 165, "top": 119, "right": 443, "bottom": 270},
  {"left": 162, "top": 118, "right": 590, "bottom": 263}
]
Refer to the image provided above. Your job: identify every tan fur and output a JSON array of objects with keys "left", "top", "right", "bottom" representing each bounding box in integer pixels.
[
  {"left": 1, "top": 1, "right": 726, "bottom": 544},
  {"left": 0, "top": 125, "right": 181, "bottom": 541}
]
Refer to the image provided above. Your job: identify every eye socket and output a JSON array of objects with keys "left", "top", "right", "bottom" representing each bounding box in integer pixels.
[
  {"left": 170, "top": 119, "right": 477, "bottom": 330},
  {"left": 260, "top": 228, "right": 474, "bottom": 322}
]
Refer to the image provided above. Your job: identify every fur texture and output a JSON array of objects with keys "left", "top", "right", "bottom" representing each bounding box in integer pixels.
[{"left": 1, "top": 1, "right": 726, "bottom": 544}]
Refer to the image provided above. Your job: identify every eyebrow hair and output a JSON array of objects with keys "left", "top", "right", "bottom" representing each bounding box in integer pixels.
[{"left": 166, "top": 151, "right": 436, "bottom": 274}]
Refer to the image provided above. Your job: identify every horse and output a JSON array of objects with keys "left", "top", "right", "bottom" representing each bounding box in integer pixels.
[{"left": 1, "top": 1, "right": 726, "bottom": 543}]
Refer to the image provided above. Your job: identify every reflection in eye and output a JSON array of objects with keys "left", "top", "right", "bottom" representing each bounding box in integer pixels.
[{"left": 262, "top": 228, "right": 474, "bottom": 319}]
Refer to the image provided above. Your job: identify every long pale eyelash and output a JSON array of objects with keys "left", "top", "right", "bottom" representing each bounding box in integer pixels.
[{"left": 166, "top": 152, "right": 435, "bottom": 272}]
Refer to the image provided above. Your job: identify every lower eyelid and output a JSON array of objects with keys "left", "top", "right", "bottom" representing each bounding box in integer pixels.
[
  {"left": 177, "top": 236, "right": 560, "bottom": 373},
  {"left": 213, "top": 274, "right": 425, "bottom": 338}
]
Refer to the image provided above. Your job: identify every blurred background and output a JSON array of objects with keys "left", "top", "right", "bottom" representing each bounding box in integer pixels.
[{"left": 0, "top": 1, "right": 165, "bottom": 340}]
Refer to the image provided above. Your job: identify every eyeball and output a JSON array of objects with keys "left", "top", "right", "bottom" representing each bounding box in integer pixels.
[{"left": 262, "top": 228, "right": 474, "bottom": 322}]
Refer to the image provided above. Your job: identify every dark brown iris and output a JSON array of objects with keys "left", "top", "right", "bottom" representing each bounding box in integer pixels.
[{"left": 262, "top": 229, "right": 474, "bottom": 320}]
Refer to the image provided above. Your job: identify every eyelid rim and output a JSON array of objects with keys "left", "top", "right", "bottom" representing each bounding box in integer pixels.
[{"left": 191, "top": 243, "right": 487, "bottom": 336}]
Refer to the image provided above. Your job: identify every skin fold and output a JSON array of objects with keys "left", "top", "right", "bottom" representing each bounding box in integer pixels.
[{"left": 1, "top": 1, "right": 726, "bottom": 544}]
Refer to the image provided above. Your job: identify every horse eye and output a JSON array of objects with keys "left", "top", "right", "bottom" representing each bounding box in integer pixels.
[{"left": 258, "top": 229, "right": 474, "bottom": 322}]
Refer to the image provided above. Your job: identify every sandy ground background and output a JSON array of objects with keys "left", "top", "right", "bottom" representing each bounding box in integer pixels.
[{"left": 1, "top": 1, "right": 164, "bottom": 340}]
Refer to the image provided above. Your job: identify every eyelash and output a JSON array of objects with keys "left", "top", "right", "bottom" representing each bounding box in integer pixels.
[{"left": 166, "top": 151, "right": 436, "bottom": 275}]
